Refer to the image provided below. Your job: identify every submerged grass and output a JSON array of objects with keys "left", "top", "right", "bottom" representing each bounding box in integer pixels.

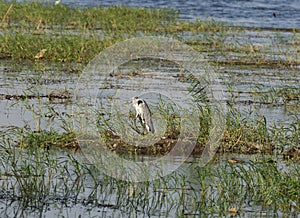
[
  {"left": 0, "top": 132, "right": 299, "bottom": 216},
  {"left": 251, "top": 85, "right": 300, "bottom": 106}
]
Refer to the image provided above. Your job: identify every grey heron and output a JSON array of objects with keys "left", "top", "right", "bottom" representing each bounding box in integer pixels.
[{"left": 132, "top": 97, "right": 154, "bottom": 133}]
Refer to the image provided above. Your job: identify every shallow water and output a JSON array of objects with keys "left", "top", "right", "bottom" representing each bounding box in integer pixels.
[
  {"left": 0, "top": 150, "right": 297, "bottom": 217},
  {"left": 1, "top": 35, "right": 299, "bottom": 131},
  {"left": 1, "top": 51, "right": 298, "bottom": 216},
  {"left": 0, "top": 65, "right": 79, "bottom": 131}
]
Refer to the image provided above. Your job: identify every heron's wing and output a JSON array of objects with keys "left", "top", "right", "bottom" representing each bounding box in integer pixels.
[
  {"left": 137, "top": 114, "right": 144, "bottom": 127},
  {"left": 142, "top": 102, "right": 154, "bottom": 133}
]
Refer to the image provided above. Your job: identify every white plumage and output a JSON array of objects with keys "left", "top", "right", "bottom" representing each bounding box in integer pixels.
[
  {"left": 132, "top": 97, "right": 154, "bottom": 133},
  {"left": 54, "top": 0, "right": 61, "bottom": 5}
]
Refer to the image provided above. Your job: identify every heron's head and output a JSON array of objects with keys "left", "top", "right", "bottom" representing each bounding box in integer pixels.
[{"left": 132, "top": 96, "right": 144, "bottom": 107}]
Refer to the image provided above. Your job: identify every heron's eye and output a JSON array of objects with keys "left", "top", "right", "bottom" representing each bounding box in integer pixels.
[{"left": 137, "top": 100, "right": 143, "bottom": 105}]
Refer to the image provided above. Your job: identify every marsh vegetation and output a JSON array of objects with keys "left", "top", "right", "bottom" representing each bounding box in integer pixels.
[{"left": 0, "top": 1, "right": 299, "bottom": 217}]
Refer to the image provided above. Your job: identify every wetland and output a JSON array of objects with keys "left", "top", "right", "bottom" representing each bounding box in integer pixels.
[{"left": 0, "top": 1, "right": 299, "bottom": 217}]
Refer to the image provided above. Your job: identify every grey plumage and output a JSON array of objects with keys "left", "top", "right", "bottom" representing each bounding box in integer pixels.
[{"left": 132, "top": 97, "right": 154, "bottom": 133}]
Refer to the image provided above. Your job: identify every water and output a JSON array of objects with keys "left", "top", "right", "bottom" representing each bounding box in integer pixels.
[
  {"left": 0, "top": 63, "right": 79, "bottom": 131},
  {"left": 0, "top": 1, "right": 299, "bottom": 217},
  {"left": 0, "top": 150, "right": 297, "bottom": 217},
  {"left": 1, "top": 58, "right": 298, "bottom": 133},
  {"left": 55, "top": 0, "right": 300, "bottom": 29}
]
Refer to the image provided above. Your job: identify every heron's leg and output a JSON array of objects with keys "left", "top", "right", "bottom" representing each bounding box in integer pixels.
[
  {"left": 136, "top": 115, "right": 149, "bottom": 135},
  {"left": 131, "top": 114, "right": 145, "bottom": 134},
  {"left": 130, "top": 115, "right": 143, "bottom": 135}
]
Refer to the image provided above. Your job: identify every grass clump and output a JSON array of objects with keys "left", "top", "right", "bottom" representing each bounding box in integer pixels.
[
  {"left": 0, "top": 0, "right": 228, "bottom": 63},
  {"left": 208, "top": 160, "right": 300, "bottom": 216},
  {"left": 2, "top": 132, "right": 299, "bottom": 216},
  {"left": 0, "top": 32, "right": 118, "bottom": 63},
  {"left": 0, "top": 1, "right": 178, "bottom": 32},
  {"left": 0, "top": 1, "right": 298, "bottom": 68},
  {"left": 20, "top": 130, "right": 78, "bottom": 149},
  {"left": 249, "top": 85, "right": 300, "bottom": 107},
  {"left": 222, "top": 107, "right": 272, "bottom": 153}
]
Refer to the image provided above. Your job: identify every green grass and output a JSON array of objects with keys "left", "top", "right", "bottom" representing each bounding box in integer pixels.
[
  {"left": 0, "top": 31, "right": 117, "bottom": 62},
  {"left": 0, "top": 0, "right": 228, "bottom": 63},
  {"left": 0, "top": 1, "right": 299, "bottom": 216},
  {"left": 0, "top": 1, "right": 178, "bottom": 31},
  {"left": 251, "top": 85, "right": 300, "bottom": 106},
  {"left": 15, "top": 86, "right": 296, "bottom": 157},
  {"left": 1, "top": 1, "right": 298, "bottom": 68},
  {"left": 0, "top": 133, "right": 299, "bottom": 216},
  {"left": 20, "top": 130, "right": 77, "bottom": 149}
]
